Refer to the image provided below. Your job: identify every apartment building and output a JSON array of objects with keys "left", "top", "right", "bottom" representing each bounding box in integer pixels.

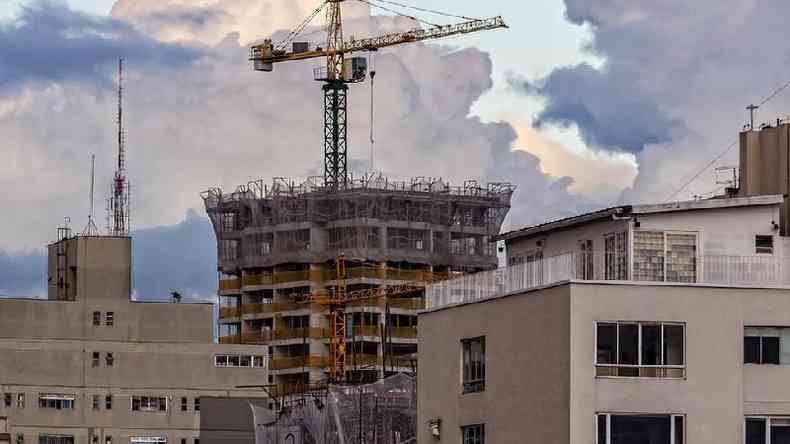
[
  {"left": 418, "top": 194, "right": 790, "bottom": 443},
  {"left": 0, "top": 233, "right": 269, "bottom": 444}
]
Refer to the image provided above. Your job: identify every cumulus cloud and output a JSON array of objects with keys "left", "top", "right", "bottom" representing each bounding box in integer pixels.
[
  {"left": 0, "top": 0, "right": 596, "bottom": 297},
  {"left": 518, "top": 0, "right": 790, "bottom": 203},
  {"left": 0, "top": 0, "right": 202, "bottom": 93}
]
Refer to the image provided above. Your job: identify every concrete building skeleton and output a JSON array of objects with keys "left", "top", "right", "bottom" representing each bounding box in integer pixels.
[
  {"left": 0, "top": 234, "right": 270, "bottom": 444},
  {"left": 203, "top": 174, "right": 514, "bottom": 388}
]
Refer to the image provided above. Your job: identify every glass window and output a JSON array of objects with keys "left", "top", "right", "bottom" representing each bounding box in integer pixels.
[
  {"left": 745, "top": 328, "right": 790, "bottom": 365},
  {"left": 194, "top": 398, "right": 200, "bottom": 413},
  {"left": 92, "top": 352, "right": 100, "bottom": 368},
  {"left": 239, "top": 355, "right": 251, "bottom": 367},
  {"left": 106, "top": 353, "right": 114, "bottom": 367},
  {"left": 17, "top": 394, "right": 24, "bottom": 409},
  {"left": 597, "top": 414, "right": 683, "bottom": 444},
  {"left": 462, "top": 337, "right": 486, "bottom": 394},
  {"left": 633, "top": 231, "right": 697, "bottom": 283},
  {"left": 37, "top": 395, "right": 74, "bottom": 410},
  {"left": 596, "top": 322, "right": 685, "bottom": 378},
  {"left": 131, "top": 396, "right": 167, "bottom": 412},
  {"left": 105, "top": 312, "right": 114, "bottom": 327},
  {"left": 92, "top": 312, "right": 101, "bottom": 326},
  {"left": 38, "top": 436, "right": 74, "bottom": 444},
  {"left": 181, "top": 397, "right": 187, "bottom": 412},
  {"left": 461, "top": 424, "right": 484, "bottom": 444},
  {"left": 105, "top": 395, "right": 112, "bottom": 410},
  {"left": 604, "top": 232, "right": 629, "bottom": 280},
  {"left": 745, "top": 417, "right": 790, "bottom": 444},
  {"left": 214, "top": 355, "right": 228, "bottom": 367},
  {"left": 756, "top": 235, "right": 774, "bottom": 254},
  {"left": 253, "top": 356, "right": 265, "bottom": 368},
  {"left": 92, "top": 395, "right": 99, "bottom": 410}
]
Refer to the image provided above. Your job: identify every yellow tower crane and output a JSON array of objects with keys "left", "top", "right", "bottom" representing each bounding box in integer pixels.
[{"left": 250, "top": 0, "right": 507, "bottom": 190}]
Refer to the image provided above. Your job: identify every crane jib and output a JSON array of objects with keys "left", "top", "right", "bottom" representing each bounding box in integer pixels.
[{"left": 249, "top": 16, "right": 507, "bottom": 65}]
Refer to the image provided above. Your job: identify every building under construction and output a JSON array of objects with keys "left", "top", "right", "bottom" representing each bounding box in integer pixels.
[{"left": 203, "top": 174, "right": 513, "bottom": 389}]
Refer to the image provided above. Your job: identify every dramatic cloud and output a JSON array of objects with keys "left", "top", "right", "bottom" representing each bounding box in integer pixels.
[
  {"left": 517, "top": 0, "right": 790, "bottom": 203},
  {"left": 510, "top": 64, "right": 685, "bottom": 153},
  {"left": 0, "top": 0, "right": 202, "bottom": 92},
  {"left": 0, "top": 0, "right": 595, "bottom": 297}
]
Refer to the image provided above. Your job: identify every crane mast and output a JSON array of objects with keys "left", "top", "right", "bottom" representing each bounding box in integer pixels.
[{"left": 250, "top": 1, "right": 507, "bottom": 192}]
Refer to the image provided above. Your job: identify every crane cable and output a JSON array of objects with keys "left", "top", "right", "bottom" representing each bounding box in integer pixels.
[
  {"left": 370, "top": 0, "right": 480, "bottom": 21},
  {"left": 275, "top": 1, "right": 329, "bottom": 51},
  {"left": 666, "top": 77, "right": 790, "bottom": 202},
  {"left": 354, "top": 0, "right": 440, "bottom": 28},
  {"left": 369, "top": 51, "right": 377, "bottom": 172}
]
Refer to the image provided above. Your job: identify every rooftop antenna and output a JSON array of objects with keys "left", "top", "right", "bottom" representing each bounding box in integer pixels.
[
  {"left": 747, "top": 104, "right": 760, "bottom": 130},
  {"left": 82, "top": 154, "right": 99, "bottom": 236},
  {"left": 109, "top": 58, "right": 130, "bottom": 237}
]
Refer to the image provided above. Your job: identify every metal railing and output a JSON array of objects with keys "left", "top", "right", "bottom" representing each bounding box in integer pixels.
[{"left": 426, "top": 251, "right": 790, "bottom": 310}]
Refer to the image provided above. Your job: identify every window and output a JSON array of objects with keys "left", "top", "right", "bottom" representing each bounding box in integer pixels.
[
  {"left": 4, "top": 394, "right": 10, "bottom": 408},
  {"left": 215, "top": 354, "right": 266, "bottom": 368},
  {"left": 105, "top": 438, "right": 112, "bottom": 444},
  {"left": 91, "top": 435, "right": 98, "bottom": 444},
  {"left": 746, "top": 417, "right": 790, "bottom": 444},
  {"left": 461, "top": 424, "right": 485, "bottom": 444},
  {"left": 37, "top": 437, "right": 74, "bottom": 444},
  {"left": 596, "top": 322, "right": 685, "bottom": 378},
  {"left": 105, "top": 312, "right": 114, "bottom": 326},
  {"left": 180, "top": 440, "right": 186, "bottom": 444},
  {"left": 92, "top": 352, "right": 100, "bottom": 367},
  {"left": 578, "top": 239, "right": 594, "bottom": 279},
  {"left": 633, "top": 231, "right": 697, "bottom": 283},
  {"left": 181, "top": 397, "right": 188, "bottom": 412},
  {"left": 220, "top": 239, "right": 239, "bottom": 261},
  {"left": 744, "top": 327, "right": 790, "bottom": 364},
  {"left": 92, "top": 395, "right": 100, "bottom": 410},
  {"left": 756, "top": 235, "right": 774, "bottom": 255},
  {"left": 605, "top": 232, "right": 629, "bottom": 280},
  {"left": 92, "top": 311, "right": 101, "bottom": 326},
  {"left": 194, "top": 440, "right": 199, "bottom": 444},
  {"left": 106, "top": 353, "right": 114, "bottom": 367},
  {"left": 16, "top": 435, "right": 22, "bottom": 444},
  {"left": 16, "top": 394, "right": 24, "bottom": 409},
  {"left": 131, "top": 396, "right": 167, "bottom": 412},
  {"left": 105, "top": 395, "right": 112, "bottom": 410},
  {"left": 130, "top": 438, "right": 166, "bottom": 444},
  {"left": 37, "top": 394, "right": 74, "bottom": 410},
  {"left": 194, "top": 398, "right": 200, "bottom": 413},
  {"left": 462, "top": 337, "right": 485, "bottom": 394},
  {"left": 596, "top": 414, "right": 683, "bottom": 444}
]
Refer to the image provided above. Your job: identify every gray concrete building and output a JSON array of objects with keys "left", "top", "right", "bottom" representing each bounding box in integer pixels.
[
  {"left": 0, "top": 233, "right": 269, "bottom": 444},
  {"left": 419, "top": 194, "right": 790, "bottom": 444},
  {"left": 202, "top": 176, "right": 513, "bottom": 388}
]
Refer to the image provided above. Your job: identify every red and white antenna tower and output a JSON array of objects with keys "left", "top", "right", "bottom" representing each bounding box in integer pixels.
[{"left": 109, "top": 58, "right": 130, "bottom": 237}]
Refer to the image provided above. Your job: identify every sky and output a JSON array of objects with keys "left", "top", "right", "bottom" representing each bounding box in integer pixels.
[{"left": 2, "top": 0, "right": 790, "bottom": 299}]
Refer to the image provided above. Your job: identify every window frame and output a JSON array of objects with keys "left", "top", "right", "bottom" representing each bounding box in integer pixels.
[
  {"left": 595, "top": 321, "right": 686, "bottom": 379},
  {"left": 632, "top": 230, "right": 699, "bottom": 283},
  {"left": 744, "top": 327, "right": 787, "bottom": 365},
  {"left": 596, "top": 413, "right": 684, "bottom": 444},
  {"left": 461, "top": 336, "right": 486, "bottom": 394},
  {"left": 130, "top": 396, "right": 168, "bottom": 413},
  {"left": 92, "top": 311, "right": 101, "bottom": 326},
  {"left": 105, "top": 312, "right": 114, "bottom": 327},
  {"left": 37, "top": 394, "right": 75, "bottom": 410},
  {"left": 461, "top": 424, "right": 485, "bottom": 444},
  {"left": 744, "top": 416, "right": 790, "bottom": 443},
  {"left": 755, "top": 235, "right": 774, "bottom": 255}
]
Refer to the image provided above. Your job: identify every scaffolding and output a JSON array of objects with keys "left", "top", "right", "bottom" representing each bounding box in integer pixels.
[{"left": 252, "top": 374, "right": 417, "bottom": 444}]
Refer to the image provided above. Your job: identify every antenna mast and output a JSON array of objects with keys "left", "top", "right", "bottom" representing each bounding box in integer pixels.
[
  {"left": 82, "top": 154, "right": 99, "bottom": 236},
  {"left": 109, "top": 58, "right": 130, "bottom": 237}
]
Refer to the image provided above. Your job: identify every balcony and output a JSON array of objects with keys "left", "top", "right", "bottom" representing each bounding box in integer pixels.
[
  {"left": 427, "top": 251, "right": 790, "bottom": 310},
  {"left": 219, "top": 278, "right": 242, "bottom": 292},
  {"left": 243, "top": 274, "right": 273, "bottom": 286},
  {"left": 387, "top": 298, "right": 425, "bottom": 310},
  {"left": 348, "top": 325, "right": 417, "bottom": 339},
  {"left": 242, "top": 328, "right": 331, "bottom": 344},
  {"left": 270, "top": 355, "right": 332, "bottom": 371},
  {"left": 219, "top": 306, "right": 241, "bottom": 318},
  {"left": 243, "top": 301, "right": 305, "bottom": 315},
  {"left": 219, "top": 335, "right": 242, "bottom": 344}
]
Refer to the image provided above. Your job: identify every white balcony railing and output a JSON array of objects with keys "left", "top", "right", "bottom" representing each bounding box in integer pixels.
[{"left": 426, "top": 252, "right": 790, "bottom": 310}]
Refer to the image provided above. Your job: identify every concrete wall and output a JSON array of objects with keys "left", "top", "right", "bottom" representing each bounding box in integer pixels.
[
  {"left": 417, "top": 285, "right": 570, "bottom": 444},
  {"left": 200, "top": 398, "right": 269, "bottom": 444},
  {"left": 569, "top": 282, "right": 790, "bottom": 443}
]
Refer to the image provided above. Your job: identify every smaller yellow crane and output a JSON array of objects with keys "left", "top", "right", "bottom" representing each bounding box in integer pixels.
[
  {"left": 302, "top": 255, "right": 454, "bottom": 384},
  {"left": 250, "top": 0, "right": 507, "bottom": 190}
]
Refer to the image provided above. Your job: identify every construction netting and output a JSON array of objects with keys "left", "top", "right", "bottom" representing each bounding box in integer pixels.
[{"left": 251, "top": 374, "right": 417, "bottom": 444}]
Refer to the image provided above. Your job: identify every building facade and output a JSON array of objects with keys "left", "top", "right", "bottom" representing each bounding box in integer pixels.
[
  {"left": 0, "top": 235, "right": 269, "bottom": 444},
  {"left": 419, "top": 195, "right": 790, "bottom": 444},
  {"left": 203, "top": 176, "right": 513, "bottom": 388}
]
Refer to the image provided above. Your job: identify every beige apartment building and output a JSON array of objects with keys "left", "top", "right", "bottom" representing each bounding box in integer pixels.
[
  {"left": 0, "top": 234, "right": 269, "bottom": 444},
  {"left": 418, "top": 192, "right": 790, "bottom": 444}
]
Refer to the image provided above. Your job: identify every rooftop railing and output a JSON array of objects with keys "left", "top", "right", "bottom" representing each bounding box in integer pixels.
[{"left": 426, "top": 251, "right": 790, "bottom": 310}]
